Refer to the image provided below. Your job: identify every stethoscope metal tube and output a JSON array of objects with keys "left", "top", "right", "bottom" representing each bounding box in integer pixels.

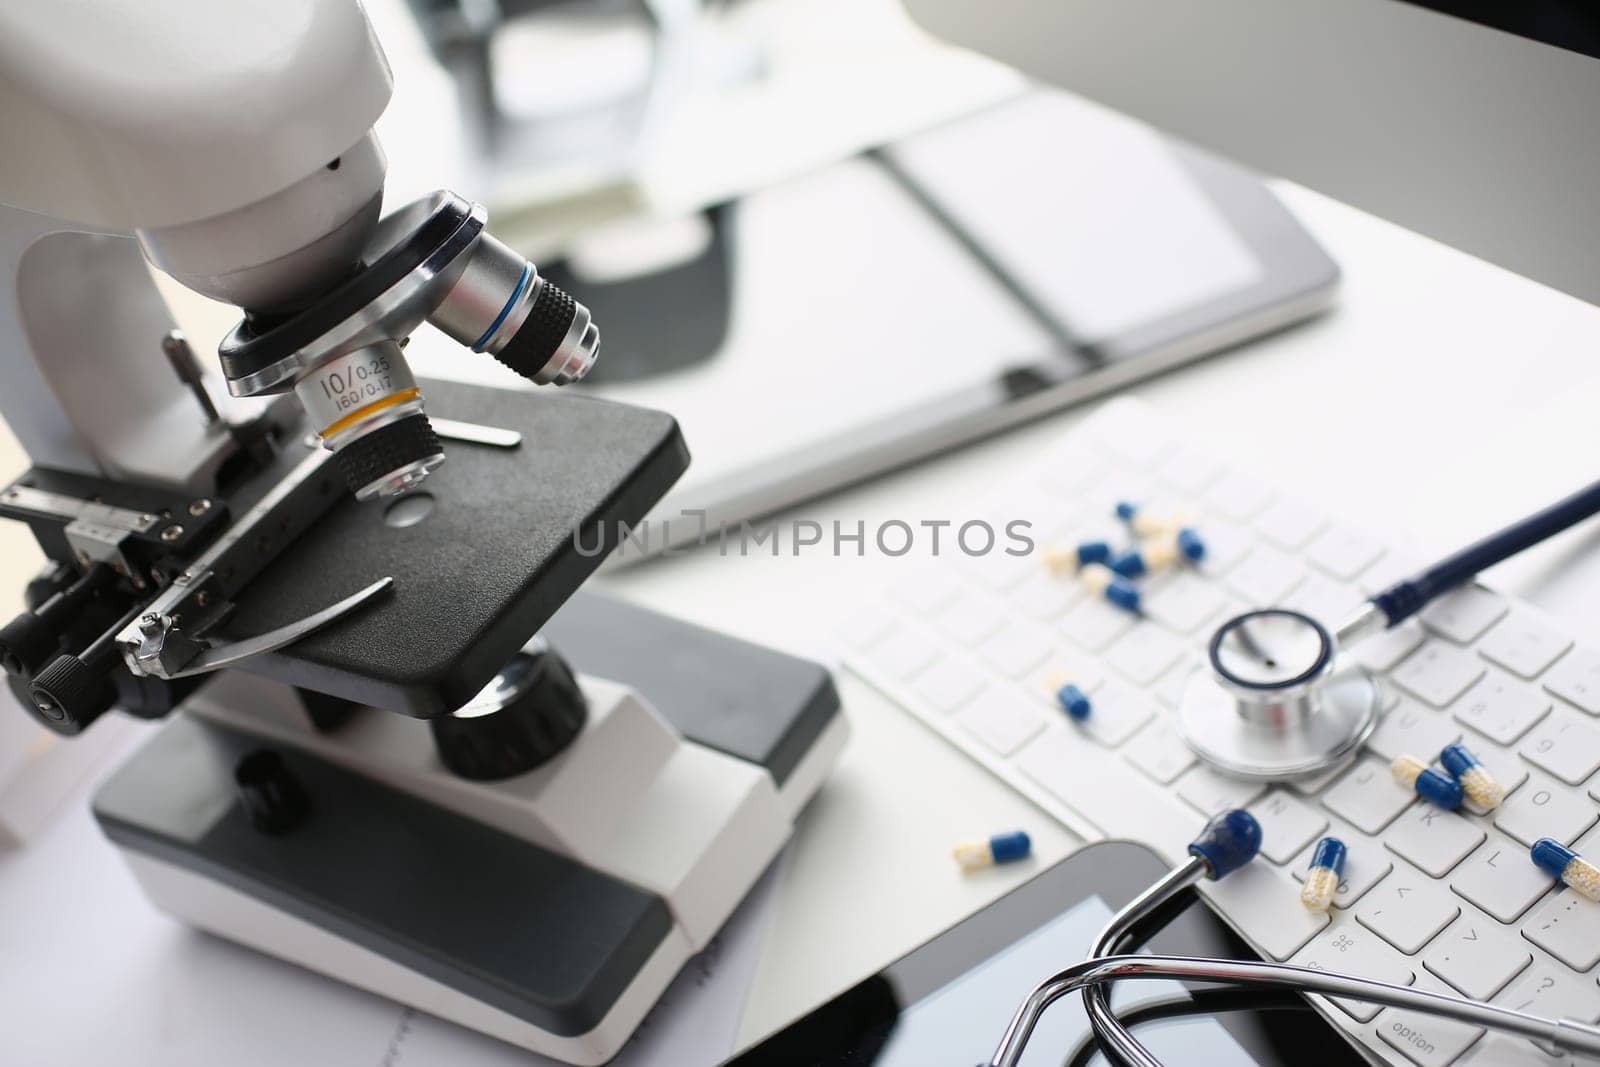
[
  {"left": 991, "top": 811, "right": 1600, "bottom": 1067},
  {"left": 1179, "top": 475, "right": 1600, "bottom": 781},
  {"left": 989, "top": 955, "right": 1600, "bottom": 1067}
]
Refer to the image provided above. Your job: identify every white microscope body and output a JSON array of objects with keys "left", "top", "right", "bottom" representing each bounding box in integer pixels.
[{"left": 0, "top": 4, "right": 845, "bottom": 1062}]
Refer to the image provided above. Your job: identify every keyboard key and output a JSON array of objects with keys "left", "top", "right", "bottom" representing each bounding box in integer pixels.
[
  {"left": 1281, "top": 573, "right": 1361, "bottom": 630},
  {"left": 1207, "top": 471, "right": 1274, "bottom": 522},
  {"left": 1357, "top": 875, "right": 1460, "bottom": 954},
  {"left": 956, "top": 690, "right": 1045, "bottom": 757},
  {"left": 888, "top": 568, "right": 963, "bottom": 614},
  {"left": 1451, "top": 837, "right": 1559, "bottom": 924},
  {"left": 1225, "top": 544, "right": 1307, "bottom": 606},
  {"left": 1376, "top": 998, "right": 1485, "bottom": 1067},
  {"left": 1017, "top": 727, "right": 1201, "bottom": 856},
  {"left": 1157, "top": 448, "right": 1223, "bottom": 495},
  {"left": 1496, "top": 963, "right": 1600, "bottom": 1025},
  {"left": 910, "top": 656, "right": 987, "bottom": 715},
  {"left": 1009, "top": 570, "right": 1084, "bottom": 621},
  {"left": 1176, "top": 763, "right": 1266, "bottom": 817},
  {"left": 1464, "top": 1036, "right": 1569, "bottom": 1067},
  {"left": 1366, "top": 699, "right": 1461, "bottom": 763},
  {"left": 1519, "top": 705, "right": 1600, "bottom": 785},
  {"left": 1478, "top": 611, "right": 1572, "bottom": 680},
  {"left": 1354, "top": 620, "right": 1427, "bottom": 673},
  {"left": 1247, "top": 790, "right": 1328, "bottom": 864},
  {"left": 1307, "top": 525, "right": 1385, "bottom": 580},
  {"left": 1122, "top": 720, "right": 1197, "bottom": 784},
  {"left": 1286, "top": 757, "right": 1356, "bottom": 798},
  {"left": 1144, "top": 571, "right": 1227, "bottom": 634},
  {"left": 1324, "top": 757, "right": 1415, "bottom": 834},
  {"left": 1391, "top": 641, "right": 1486, "bottom": 708},
  {"left": 1451, "top": 671, "right": 1550, "bottom": 746},
  {"left": 1294, "top": 923, "right": 1414, "bottom": 1022},
  {"left": 961, "top": 548, "right": 1037, "bottom": 592},
  {"left": 859, "top": 628, "right": 937, "bottom": 681},
  {"left": 1544, "top": 646, "right": 1600, "bottom": 715},
  {"left": 1419, "top": 584, "right": 1507, "bottom": 645},
  {"left": 1494, "top": 773, "right": 1598, "bottom": 847},
  {"left": 1384, "top": 804, "right": 1485, "bottom": 878},
  {"left": 1104, "top": 623, "right": 1186, "bottom": 686},
  {"left": 1422, "top": 915, "right": 1530, "bottom": 1000},
  {"left": 1195, "top": 519, "right": 1253, "bottom": 577},
  {"left": 934, "top": 592, "right": 1007, "bottom": 644},
  {"left": 1058, "top": 596, "right": 1135, "bottom": 652},
  {"left": 1293, "top": 832, "right": 1391, "bottom": 908},
  {"left": 1469, "top": 746, "right": 1527, "bottom": 801},
  {"left": 1151, "top": 656, "right": 1199, "bottom": 709},
  {"left": 1523, "top": 889, "right": 1600, "bottom": 971},
  {"left": 1255, "top": 497, "right": 1326, "bottom": 549},
  {"left": 979, "top": 620, "right": 1057, "bottom": 680},
  {"left": 1080, "top": 681, "right": 1156, "bottom": 747},
  {"left": 1200, "top": 862, "right": 1328, "bottom": 960}
]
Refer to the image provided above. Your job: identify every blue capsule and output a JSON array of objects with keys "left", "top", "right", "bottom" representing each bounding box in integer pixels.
[
  {"left": 1079, "top": 562, "right": 1142, "bottom": 614},
  {"left": 1110, "top": 548, "right": 1147, "bottom": 578},
  {"left": 1077, "top": 540, "right": 1112, "bottom": 566},
  {"left": 1104, "top": 578, "right": 1141, "bottom": 614},
  {"left": 953, "top": 829, "right": 1033, "bottom": 873},
  {"left": 1300, "top": 836, "right": 1347, "bottom": 912},
  {"left": 1531, "top": 838, "right": 1600, "bottom": 901},
  {"left": 1439, "top": 743, "right": 1505, "bottom": 810},
  {"left": 1391, "top": 754, "right": 1464, "bottom": 810},
  {"left": 1188, "top": 809, "right": 1262, "bottom": 879},
  {"left": 1055, "top": 682, "right": 1092, "bottom": 721},
  {"left": 1177, "top": 527, "right": 1206, "bottom": 562}
]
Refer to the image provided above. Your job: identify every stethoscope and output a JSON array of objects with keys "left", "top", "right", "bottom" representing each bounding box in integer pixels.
[
  {"left": 989, "top": 810, "right": 1600, "bottom": 1067},
  {"left": 1177, "top": 476, "right": 1600, "bottom": 780}
]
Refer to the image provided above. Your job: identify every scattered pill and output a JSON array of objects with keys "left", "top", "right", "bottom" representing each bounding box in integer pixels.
[
  {"left": 953, "top": 830, "right": 1033, "bottom": 873},
  {"left": 1055, "top": 681, "right": 1092, "bottom": 721},
  {"left": 1176, "top": 527, "right": 1206, "bottom": 562},
  {"left": 1115, "top": 500, "right": 1180, "bottom": 538},
  {"left": 1439, "top": 743, "right": 1505, "bottom": 811},
  {"left": 1044, "top": 539, "right": 1113, "bottom": 576},
  {"left": 1391, "top": 754, "right": 1464, "bottom": 809},
  {"left": 1300, "top": 836, "right": 1347, "bottom": 912},
  {"left": 1110, "top": 548, "right": 1148, "bottom": 578},
  {"left": 1080, "top": 562, "right": 1141, "bottom": 614},
  {"left": 1530, "top": 838, "right": 1600, "bottom": 902}
]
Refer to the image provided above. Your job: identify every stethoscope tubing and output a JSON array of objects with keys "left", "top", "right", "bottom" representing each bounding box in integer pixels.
[
  {"left": 989, "top": 952, "right": 1600, "bottom": 1067},
  {"left": 1367, "top": 475, "right": 1600, "bottom": 629}
]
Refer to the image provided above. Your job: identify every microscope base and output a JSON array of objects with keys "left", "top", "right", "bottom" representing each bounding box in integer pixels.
[{"left": 92, "top": 597, "right": 847, "bottom": 1064}]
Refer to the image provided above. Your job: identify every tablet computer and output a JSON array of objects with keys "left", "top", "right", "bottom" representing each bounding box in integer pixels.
[
  {"left": 531, "top": 90, "right": 1338, "bottom": 557},
  {"left": 726, "top": 840, "right": 1363, "bottom": 1066}
]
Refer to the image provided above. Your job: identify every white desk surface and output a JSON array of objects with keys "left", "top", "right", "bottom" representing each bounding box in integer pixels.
[{"left": 4, "top": 175, "right": 1600, "bottom": 1063}]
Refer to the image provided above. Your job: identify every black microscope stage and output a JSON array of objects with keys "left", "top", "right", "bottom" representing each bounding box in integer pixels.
[{"left": 219, "top": 378, "right": 689, "bottom": 718}]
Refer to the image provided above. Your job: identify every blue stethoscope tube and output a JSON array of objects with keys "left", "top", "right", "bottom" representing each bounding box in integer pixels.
[{"left": 1360, "top": 475, "right": 1600, "bottom": 633}]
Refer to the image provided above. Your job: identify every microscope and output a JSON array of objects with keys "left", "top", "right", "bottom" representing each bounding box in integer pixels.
[{"left": 0, "top": 3, "right": 845, "bottom": 1062}]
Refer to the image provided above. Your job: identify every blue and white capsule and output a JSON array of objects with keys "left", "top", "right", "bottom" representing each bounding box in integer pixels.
[
  {"left": 1300, "top": 836, "right": 1347, "bottom": 912},
  {"left": 1391, "top": 754, "right": 1464, "bottom": 810},
  {"left": 954, "top": 830, "right": 1033, "bottom": 873},
  {"left": 1044, "top": 539, "right": 1113, "bottom": 576},
  {"left": 1439, "top": 743, "right": 1505, "bottom": 810},
  {"left": 1054, "top": 681, "right": 1093, "bottom": 721},
  {"left": 1531, "top": 838, "right": 1600, "bottom": 902},
  {"left": 1176, "top": 527, "right": 1206, "bottom": 562},
  {"left": 1115, "top": 500, "right": 1182, "bottom": 538},
  {"left": 1079, "top": 561, "right": 1141, "bottom": 614}
]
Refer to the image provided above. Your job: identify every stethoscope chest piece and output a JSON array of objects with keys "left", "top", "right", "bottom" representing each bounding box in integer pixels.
[{"left": 1178, "top": 609, "right": 1379, "bottom": 780}]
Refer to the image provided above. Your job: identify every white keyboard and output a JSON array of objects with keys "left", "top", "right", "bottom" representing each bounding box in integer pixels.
[{"left": 844, "top": 399, "right": 1600, "bottom": 1067}]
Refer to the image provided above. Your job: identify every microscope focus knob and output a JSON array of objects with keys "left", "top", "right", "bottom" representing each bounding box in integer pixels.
[
  {"left": 0, "top": 613, "right": 60, "bottom": 677},
  {"left": 28, "top": 654, "right": 116, "bottom": 736},
  {"left": 430, "top": 646, "right": 588, "bottom": 781}
]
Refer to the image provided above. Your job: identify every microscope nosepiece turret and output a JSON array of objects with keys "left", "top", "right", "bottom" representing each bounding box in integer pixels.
[{"left": 215, "top": 191, "right": 598, "bottom": 499}]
